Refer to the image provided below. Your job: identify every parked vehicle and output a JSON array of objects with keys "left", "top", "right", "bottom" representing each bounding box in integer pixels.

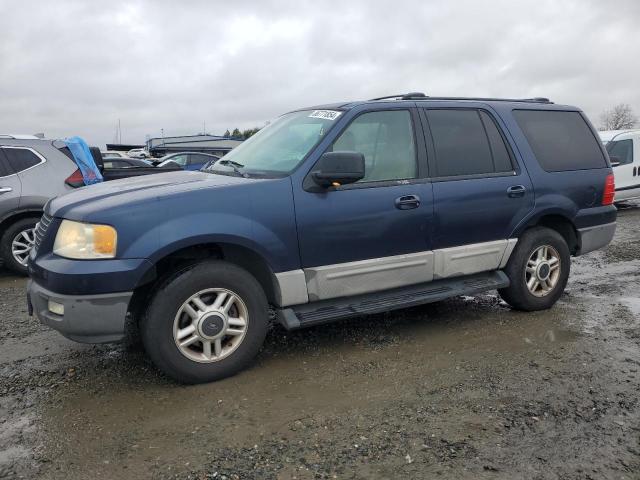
[
  {"left": 0, "top": 137, "right": 180, "bottom": 274},
  {"left": 599, "top": 130, "right": 640, "bottom": 202},
  {"left": 27, "top": 94, "right": 616, "bottom": 384},
  {"left": 101, "top": 151, "right": 129, "bottom": 159},
  {"left": 201, "top": 156, "right": 221, "bottom": 171},
  {"left": 103, "top": 158, "right": 153, "bottom": 169},
  {"left": 157, "top": 152, "right": 220, "bottom": 171},
  {"left": 127, "top": 148, "right": 151, "bottom": 159}
]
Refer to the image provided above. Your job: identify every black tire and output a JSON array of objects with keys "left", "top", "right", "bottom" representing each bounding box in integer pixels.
[
  {"left": 140, "top": 260, "right": 269, "bottom": 384},
  {"left": 0, "top": 217, "right": 39, "bottom": 276},
  {"left": 498, "top": 227, "right": 570, "bottom": 311}
]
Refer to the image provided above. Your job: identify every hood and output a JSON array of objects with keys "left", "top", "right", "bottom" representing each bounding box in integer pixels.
[{"left": 48, "top": 170, "right": 263, "bottom": 220}]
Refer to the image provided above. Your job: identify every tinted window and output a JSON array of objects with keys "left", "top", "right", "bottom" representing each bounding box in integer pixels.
[
  {"left": 332, "top": 110, "right": 416, "bottom": 182},
  {"left": 427, "top": 109, "right": 495, "bottom": 177},
  {"left": 513, "top": 110, "right": 607, "bottom": 171},
  {"left": 189, "top": 154, "right": 209, "bottom": 165},
  {"left": 4, "top": 148, "right": 42, "bottom": 173},
  {"left": 0, "top": 151, "right": 13, "bottom": 177},
  {"left": 479, "top": 111, "right": 514, "bottom": 172},
  {"left": 606, "top": 139, "right": 633, "bottom": 166}
]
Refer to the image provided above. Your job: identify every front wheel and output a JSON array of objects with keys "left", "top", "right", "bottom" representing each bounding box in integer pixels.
[
  {"left": 498, "top": 227, "right": 570, "bottom": 311},
  {"left": 140, "top": 260, "right": 269, "bottom": 384}
]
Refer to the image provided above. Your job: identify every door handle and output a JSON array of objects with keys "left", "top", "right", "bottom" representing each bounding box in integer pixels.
[
  {"left": 507, "top": 185, "right": 526, "bottom": 198},
  {"left": 0, "top": 187, "right": 12, "bottom": 194},
  {"left": 395, "top": 194, "right": 421, "bottom": 210}
]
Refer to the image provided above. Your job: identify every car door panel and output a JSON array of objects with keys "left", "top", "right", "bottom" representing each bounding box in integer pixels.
[
  {"left": 293, "top": 107, "right": 434, "bottom": 301},
  {"left": 421, "top": 107, "right": 534, "bottom": 276}
]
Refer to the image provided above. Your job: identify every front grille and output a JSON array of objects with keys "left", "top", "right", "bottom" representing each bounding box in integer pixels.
[{"left": 33, "top": 213, "right": 53, "bottom": 253}]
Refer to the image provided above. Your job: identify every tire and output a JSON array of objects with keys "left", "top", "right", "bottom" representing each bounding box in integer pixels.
[
  {"left": 140, "top": 260, "right": 269, "bottom": 384},
  {"left": 498, "top": 227, "right": 570, "bottom": 311},
  {"left": 0, "top": 217, "right": 39, "bottom": 276}
]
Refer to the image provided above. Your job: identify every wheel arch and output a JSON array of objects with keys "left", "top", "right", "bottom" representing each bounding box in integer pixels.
[
  {"left": 519, "top": 212, "right": 580, "bottom": 255},
  {"left": 128, "top": 241, "right": 282, "bottom": 327},
  {"left": 0, "top": 209, "right": 43, "bottom": 233}
]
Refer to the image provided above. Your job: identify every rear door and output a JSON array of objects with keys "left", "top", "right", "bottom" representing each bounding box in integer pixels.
[
  {"left": 420, "top": 107, "right": 534, "bottom": 278},
  {"left": 0, "top": 147, "right": 22, "bottom": 221}
]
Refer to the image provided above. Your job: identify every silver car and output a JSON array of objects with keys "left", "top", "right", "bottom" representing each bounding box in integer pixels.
[{"left": 0, "top": 135, "right": 77, "bottom": 274}]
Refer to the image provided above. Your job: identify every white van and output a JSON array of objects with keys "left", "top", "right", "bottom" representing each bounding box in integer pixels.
[{"left": 599, "top": 130, "right": 640, "bottom": 202}]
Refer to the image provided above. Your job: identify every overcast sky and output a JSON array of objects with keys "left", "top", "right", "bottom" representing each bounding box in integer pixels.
[{"left": 1, "top": 0, "right": 638, "bottom": 147}]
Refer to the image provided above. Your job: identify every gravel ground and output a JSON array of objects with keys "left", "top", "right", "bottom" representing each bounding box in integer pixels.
[{"left": 1, "top": 206, "right": 639, "bottom": 479}]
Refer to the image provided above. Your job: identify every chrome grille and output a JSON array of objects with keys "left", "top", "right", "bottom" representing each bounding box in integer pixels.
[{"left": 33, "top": 213, "right": 53, "bottom": 252}]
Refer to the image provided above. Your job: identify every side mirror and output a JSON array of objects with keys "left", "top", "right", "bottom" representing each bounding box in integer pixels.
[
  {"left": 609, "top": 155, "right": 621, "bottom": 167},
  {"left": 312, "top": 151, "right": 365, "bottom": 188}
]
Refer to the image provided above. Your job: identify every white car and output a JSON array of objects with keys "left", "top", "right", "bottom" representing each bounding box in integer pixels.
[
  {"left": 101, "top": 150, "right": 129, "bottom": 159},
  {"left": 127, "top": 148, "right": 151, "bottom": 159},
  {"left": 599, "top": 130, "right": 640, "bottom": 202}
]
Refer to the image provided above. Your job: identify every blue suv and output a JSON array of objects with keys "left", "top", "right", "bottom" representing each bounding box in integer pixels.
[{"left": 27, "top": 93, "right": 617, "bottom": 383}]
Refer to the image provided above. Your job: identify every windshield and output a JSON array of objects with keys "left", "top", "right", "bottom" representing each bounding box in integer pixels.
[{"left": 207, "top": 109, "right": 342, "bottom": 177}]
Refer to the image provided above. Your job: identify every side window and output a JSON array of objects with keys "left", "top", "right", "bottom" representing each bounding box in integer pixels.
[
  {"left": 427, "top": 109, "right": 504, "bottom": 177},
  {"left": 479, "top": 111, "right": 514, "bottom": 172},
  {"left": 606, "top": 139, "right": 633, "bottom": 166},
  {"left": 3, "top": 148, "right": 43, "bottom": 173},
  {"left": 189, "top": 154, "right": 206, "bottom": 165},
  {"left": 513, "top": 110, "right": 607, "bottom": 171},
  {"left": 331, "top": 110, "right": 417, "bottom": 182},
  {"left": 0, "top": 150, "right": 13, "bottom": 177},
  {"left": 170, "top": 154, "right": 188, "bottom": 167}
]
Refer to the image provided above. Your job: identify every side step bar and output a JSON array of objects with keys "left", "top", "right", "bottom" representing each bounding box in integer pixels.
[{"left": 276, "top": 270, "right": 510, "bottom": 330}]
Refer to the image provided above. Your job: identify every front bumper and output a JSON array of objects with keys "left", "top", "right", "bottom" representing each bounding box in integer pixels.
[
  {"left": 28, "top": 280, "right": 132, "bottom": 343},
  {"left": 577, "top": 221, "right": 616, "bottom": 255}
]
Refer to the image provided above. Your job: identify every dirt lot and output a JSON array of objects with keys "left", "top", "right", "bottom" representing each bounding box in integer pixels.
[{"left": 1, "top": 207, "right": 639, "bottom": 480}]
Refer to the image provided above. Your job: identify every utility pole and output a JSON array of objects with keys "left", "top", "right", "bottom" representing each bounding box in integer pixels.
[{"left": 118, "top": 119, "right": 122, "bottom": 144}]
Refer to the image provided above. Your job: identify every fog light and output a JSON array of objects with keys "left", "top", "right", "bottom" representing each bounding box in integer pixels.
[{"left": 48, "top": 299, "right": 64, "bottom": 316}]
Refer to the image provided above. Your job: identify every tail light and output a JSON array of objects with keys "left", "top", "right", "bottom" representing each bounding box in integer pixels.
[
  {"left": 602, "top": 173, "right": 615, "bottom": 206},
  {"left": 65, "top": 169, "right": 84, "bottom": 188}
]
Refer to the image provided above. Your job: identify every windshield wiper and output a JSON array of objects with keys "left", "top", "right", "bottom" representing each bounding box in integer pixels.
[{"left": 215, "top": 159, "right": 249, "bottom": 178}]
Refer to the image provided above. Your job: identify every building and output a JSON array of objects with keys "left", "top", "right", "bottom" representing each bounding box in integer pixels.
[{"left": 146, "top": 134, "right": 243, "bottom": 157}]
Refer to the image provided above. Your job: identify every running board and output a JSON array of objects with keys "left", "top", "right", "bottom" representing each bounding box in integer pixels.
[{"left": 276, "top": 270, "right": 509, "bottom": 330}]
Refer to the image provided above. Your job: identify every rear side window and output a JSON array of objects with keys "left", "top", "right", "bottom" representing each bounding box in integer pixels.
[
  {"left": 513, "top": 110, "right": 607, "bottom": 171},
  {"left": 0, "top": 151, "right": 13, "bottom": 177},
  {"left": 3, "top": 148, "right": 43, "bottom": 173},
  {"left": 426, "top": 109, "right": 514, "bottom": 177},
  {"left": 606, "top": 139, "right": 633, "bottom": 166}
]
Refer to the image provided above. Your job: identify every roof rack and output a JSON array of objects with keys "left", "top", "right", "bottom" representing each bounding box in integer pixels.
[
  {"left": 0, "top": 134, "right": 41, "bottom": 140},
  {"left": 368, "top": 93, "right": 553, "bottom": 104}
]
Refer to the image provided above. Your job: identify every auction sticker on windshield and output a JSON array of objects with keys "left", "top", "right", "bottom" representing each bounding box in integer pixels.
[{"left": 308, "top": 110, "right": 342, "bottom": 120}]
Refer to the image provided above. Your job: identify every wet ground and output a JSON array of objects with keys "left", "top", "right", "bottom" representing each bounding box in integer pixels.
[{"left": 1, "top": 207, "right": 639, "bottom": 480}]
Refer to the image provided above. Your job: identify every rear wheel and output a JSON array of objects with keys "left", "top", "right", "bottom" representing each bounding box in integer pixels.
[
  {"left": 498, "top": 227, "right": 570, "bottom": 311},
  {"left": 140, "top": 260, "right": 269, "bottom": 384},
  {"left": 0, "top": 217, "right": 39, "bottom": 275}
]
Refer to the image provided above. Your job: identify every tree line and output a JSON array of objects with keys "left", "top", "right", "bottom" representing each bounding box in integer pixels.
[{"left": 222, "top": 127, "right": 261, "bottom": 140}]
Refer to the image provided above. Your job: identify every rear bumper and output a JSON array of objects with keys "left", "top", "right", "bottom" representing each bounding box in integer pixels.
[
  {"left": 577, "top": 222, "right": 616, "bottom": 255},
  {"left": 28, "top": 280, "right": 132, "bottom": 343}
]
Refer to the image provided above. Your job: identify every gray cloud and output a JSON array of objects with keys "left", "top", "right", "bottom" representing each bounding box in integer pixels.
[{"left": 0, "top": 0, "right": 638, "bottom": 147}]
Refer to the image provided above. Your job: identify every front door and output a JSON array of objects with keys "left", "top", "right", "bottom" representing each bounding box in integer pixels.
[
  {"left": 293, "top": 108, "right": 434, "bottom": 301},
  {"left": 420, "top": 107, "right": 534, "bottom": 279}
]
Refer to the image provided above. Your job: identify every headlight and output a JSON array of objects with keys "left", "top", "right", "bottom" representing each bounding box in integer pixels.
[{"left": 53, "top": 220, "right": 117, "bottom": 259}]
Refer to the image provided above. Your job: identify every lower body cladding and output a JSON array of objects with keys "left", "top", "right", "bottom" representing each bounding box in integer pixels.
[
  {"left": 277, "top": 239, "right": 518, "bottom": 306},
  {"left": 27, "top": 280, "right": 132, "bottom": 343}
]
